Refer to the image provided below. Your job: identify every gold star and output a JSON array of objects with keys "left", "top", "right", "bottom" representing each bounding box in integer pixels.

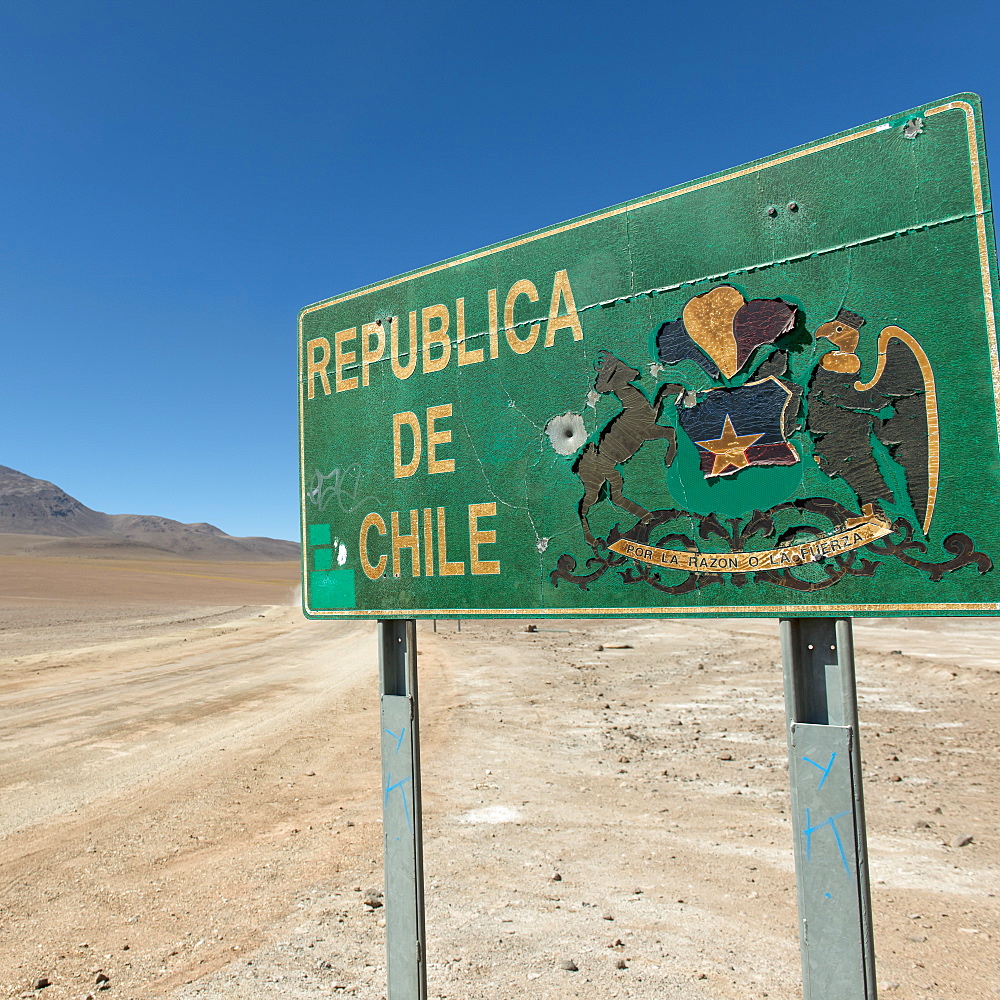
[{"left": 696, "top": 414, "right": 764, "bottom": 476}]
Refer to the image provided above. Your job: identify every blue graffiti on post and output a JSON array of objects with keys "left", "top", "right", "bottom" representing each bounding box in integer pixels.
[
  {"left": 384, "top": 774, "right": 414, "bottom": 832},
  {"left": 800, "top": 748, "right": 852, "bottom": 878},
  {"left": 384, "top": 725, "right": 412, "bottom": 834},
  {"left": 803, "top": 807, "right": 852, "bottom": 875},
  {"left": 803, "top": 751, "right": 837, "bottom": 789}
]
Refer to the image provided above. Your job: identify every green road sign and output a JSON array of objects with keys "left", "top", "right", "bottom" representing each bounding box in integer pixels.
[{"left": 299, "top": 94, "right": 1000, "bottom": 619}]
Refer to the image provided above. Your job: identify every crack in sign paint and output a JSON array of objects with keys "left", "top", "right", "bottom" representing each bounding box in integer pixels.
[{"left": 306, "top": 210, "right": 986, "bottom": 382}]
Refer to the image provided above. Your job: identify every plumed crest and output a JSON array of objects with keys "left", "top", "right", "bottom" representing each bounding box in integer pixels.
[{"left": 835, "top": 308, "right": 866, "bottom": 330}]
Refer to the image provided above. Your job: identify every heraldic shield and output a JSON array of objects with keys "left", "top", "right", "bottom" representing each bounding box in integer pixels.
[{"left": 677, "top": 376, "right": 800, "bottom": 479}]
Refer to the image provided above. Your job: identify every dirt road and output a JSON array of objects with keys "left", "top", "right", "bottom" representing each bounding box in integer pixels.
[
  {"left": 0, "top": 556, "right": 997, "bottom": 999},
  {"left": 0, "top": 557, "right": 391, "bottom": 998}
]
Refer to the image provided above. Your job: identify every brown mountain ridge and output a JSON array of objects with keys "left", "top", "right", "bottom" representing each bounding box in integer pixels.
[{"left": 0, "top": 465, "right": 298, "bottom": 561}]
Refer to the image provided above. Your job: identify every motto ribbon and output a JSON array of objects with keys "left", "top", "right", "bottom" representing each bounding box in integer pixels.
[{"left": 608, "top": 515, "right": 893, "bottom": 573}]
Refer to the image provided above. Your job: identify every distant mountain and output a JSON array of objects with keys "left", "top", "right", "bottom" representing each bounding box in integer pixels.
[{"left": 0, "top": 466, "right": 298, "bottom": 561}]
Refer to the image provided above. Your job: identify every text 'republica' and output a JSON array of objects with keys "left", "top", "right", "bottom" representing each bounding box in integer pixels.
[{"left": 305, "top": 269, "right": 583, "bottom": 398}]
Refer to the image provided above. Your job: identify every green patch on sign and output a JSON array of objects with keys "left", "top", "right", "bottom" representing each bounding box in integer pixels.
[
  {"left": 309, "top": 569, "right": 357, "bottom": 610},
  {"left": 308, "top": 523, "right": 332, "bottom": 547}
]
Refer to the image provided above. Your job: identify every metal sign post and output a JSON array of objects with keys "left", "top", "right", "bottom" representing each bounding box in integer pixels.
[
  {"left": 782, "top": 618, "right": 876, "bottom": 999},
  {"left": 378, "top": 619, "right": 427, "bottom": 1000}
]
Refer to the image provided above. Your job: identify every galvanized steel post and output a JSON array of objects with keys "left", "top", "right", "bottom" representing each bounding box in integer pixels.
[
  {"left": 781, "top": 617, "right": 877, "bottom": 999},
  {"left": 378, "top": 619, "right": 427, "bottom": 1000}
]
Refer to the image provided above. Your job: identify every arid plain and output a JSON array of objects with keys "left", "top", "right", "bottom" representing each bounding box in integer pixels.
[{"left": 0, "top": 543, "right": 997, "bottom": 999}]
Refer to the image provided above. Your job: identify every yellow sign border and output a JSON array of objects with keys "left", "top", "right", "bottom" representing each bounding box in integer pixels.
[{"left": 299, "top": 98, "right": 998, "bottom": 618}]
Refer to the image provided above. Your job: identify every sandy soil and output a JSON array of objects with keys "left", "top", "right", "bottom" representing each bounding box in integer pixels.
[{"left": 0, "top": 555, "right": 997, "bottom": 999}]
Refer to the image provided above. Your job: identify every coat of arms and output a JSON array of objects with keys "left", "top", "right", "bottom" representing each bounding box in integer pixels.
[{"left": 550, "top": 285, "right": 991, "bottom": 595}]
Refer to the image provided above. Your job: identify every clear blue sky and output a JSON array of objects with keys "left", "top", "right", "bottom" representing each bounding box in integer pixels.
[{"left": 1, "top": 0, "right": 997, "bottom": 541}]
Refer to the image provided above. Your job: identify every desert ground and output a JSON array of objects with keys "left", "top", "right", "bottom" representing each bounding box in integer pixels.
[{"left": 0, "top": 549, "right": 997, "bottom": 999}]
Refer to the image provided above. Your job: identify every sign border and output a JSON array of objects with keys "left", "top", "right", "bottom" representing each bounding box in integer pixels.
[{"left": 298, "top": 94, "right": 999, "bottom": 619}]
